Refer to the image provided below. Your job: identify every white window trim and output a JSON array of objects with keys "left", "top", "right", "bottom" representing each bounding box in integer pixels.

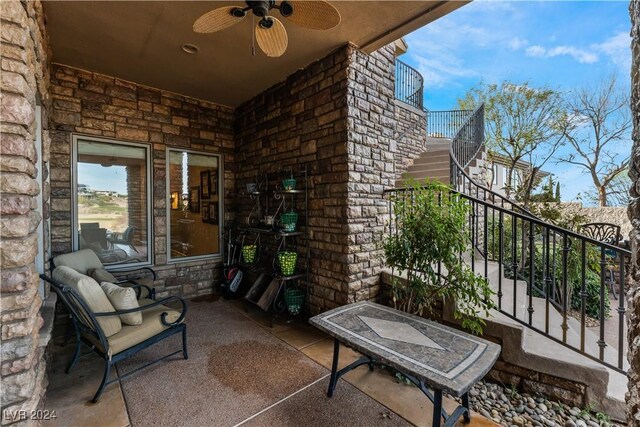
[
  {"left": 165, "top": 147, "right": 223, "bottom": 264},
  {"left": 71, "top": 135, "right": 153, "bottom": 269}
]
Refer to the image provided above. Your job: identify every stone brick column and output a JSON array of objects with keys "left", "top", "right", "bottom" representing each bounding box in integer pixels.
[
  {"left": 627, "top": 1, "right": 640, "bottom": 424},
  {"left": 0, "top": 0, "right": 51, "bottom": 420},
  {"left": 344, "top": 45, "right": 398, "bottom": 304}
]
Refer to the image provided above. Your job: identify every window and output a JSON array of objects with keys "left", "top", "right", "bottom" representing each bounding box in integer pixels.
[
  {"left": 73, "top": 136, "right": 151, "bottom": 266},
  {"left": 167, "top": 149, "right": 221, "bottom": 260}
]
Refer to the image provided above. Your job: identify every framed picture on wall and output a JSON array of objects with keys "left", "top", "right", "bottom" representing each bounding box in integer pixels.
[
  {"left": 208, "top": 201, "right": 219, "bottom": 225},
  {"left": 170, "top": 191, "right": 180, "bottom": 210},
  {"left": 200, "top": 170, "right": 210, "bottom": 199},
  {"left": 201, "top": 204, "right": 209, "bottom": 223},
  {"left": 189, "top": 187, "right": 199, "bottom": 213},
  {"left": 210, "top": 169, "right": 218, "bottom": 196}
]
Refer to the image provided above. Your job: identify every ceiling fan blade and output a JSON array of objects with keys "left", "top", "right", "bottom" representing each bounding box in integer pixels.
[
  {"left": 193, "top": 6, "right": 244, "bottom": 33},
  {"left": 285, "top": 1, "right": 341, "bottom": 30},
  {"left": 256, "top": 17, "right": 288, "bottom": 58}
]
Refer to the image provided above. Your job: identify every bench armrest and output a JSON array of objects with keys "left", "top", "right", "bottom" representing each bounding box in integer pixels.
[
  {"left": 94, "top": 296, "right": 187, "bottom": 327},
  {"left": 116, "top": 266, "right": 157, "bottom": 281},
  {"left": 114, "top": 281, "right": 155, "bottom": 300}
]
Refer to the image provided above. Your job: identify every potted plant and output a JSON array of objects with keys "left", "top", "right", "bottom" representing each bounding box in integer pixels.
[{"left": 384, "top": 180, "right": 495, "bottom": 335}]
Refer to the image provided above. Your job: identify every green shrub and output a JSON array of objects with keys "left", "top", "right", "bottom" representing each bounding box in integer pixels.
[{"left": 384, "top": 180, "right": 495, "bottom": 335}]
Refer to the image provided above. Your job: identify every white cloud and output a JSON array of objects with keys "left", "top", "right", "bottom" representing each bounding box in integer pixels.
[
  {"left": 509, "top": 37, "right": 528, "bottom": 50},
  {"left": 525, "top": 44, "right": 598, "bottom": 64},
  {"left": 594, "top": 31, "right": 632, "bottom": 70},
  {"left": 525, "top": 45, "right": 546, "bottom": 57}
]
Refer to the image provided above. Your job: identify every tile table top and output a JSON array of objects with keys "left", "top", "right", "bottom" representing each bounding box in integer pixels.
[{"left": 310, "top": 301, "right": 501, "bottom": 396}]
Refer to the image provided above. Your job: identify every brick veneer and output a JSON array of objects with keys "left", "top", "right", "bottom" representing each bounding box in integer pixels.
[
  {"left": 394, "top": 100, "right": 427, "bottom": 179},
  {"left": 235, "top": 44, "right": 425, "bottom": 313},
  {"left": 235, "top": 46, "right": 351, "bottom": 313},
  {"left": 48, "top": 64, "right": 235, "bottom": 298},
  {"left": 0, "top": 0, "right": 51, "bottom": 421}
]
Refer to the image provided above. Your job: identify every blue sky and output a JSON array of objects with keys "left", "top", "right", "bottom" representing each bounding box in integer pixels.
[{"left": 402, "top": 0, "right": 633, "bottom": 202}]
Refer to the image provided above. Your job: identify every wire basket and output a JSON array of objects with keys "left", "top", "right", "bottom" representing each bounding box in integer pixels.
[
  {"left": 242, "top": 244, "right": 257, "bottom": 263},
  {"left": 284, "top": 288, "right": 304, "bottom": 315},
  {"left": 277, "top": 251, "right": 298, "bottom": 276},
  {"left": 280, "top": 211, "right": 298, "bottom": 232},
  {"left": 282, "top": 178, "right": 297, "bottom": 191}
]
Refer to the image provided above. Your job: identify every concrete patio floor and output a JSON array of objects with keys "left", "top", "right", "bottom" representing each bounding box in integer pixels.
[{"left": 44, "top": 298, "right": 498, "bottom": 427}]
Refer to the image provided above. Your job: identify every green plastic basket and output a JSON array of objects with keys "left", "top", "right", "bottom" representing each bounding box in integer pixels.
[
  {"left": 242, "top": 245, "right": 257, "bottom": 263},
  {"left": 280, "top": 211, "right": 298, "bottom": 232},
  {"left": 277, "top": 251, "right": 298, "bottom": 276},
  {"left": 284, "top": 288, "right": 304, "bottom": 315},
  {"left": 282, "top": 178, "right": 297, "bottom": 191}
]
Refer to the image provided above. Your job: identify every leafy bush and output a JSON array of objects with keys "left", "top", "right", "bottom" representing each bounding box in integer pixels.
[
  {"left": 384, "top": 180, "right": 495, "bottom": 335},
  {"left": 570, "top": 270, "right": 611, "bottom": 318}
]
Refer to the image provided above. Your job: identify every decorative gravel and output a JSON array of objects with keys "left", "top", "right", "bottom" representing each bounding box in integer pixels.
[{"left": 466, "top": 380, "right": 621, "bottom": 427}]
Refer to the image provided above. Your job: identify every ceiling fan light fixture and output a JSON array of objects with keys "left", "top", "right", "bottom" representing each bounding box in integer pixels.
[
  {"left": 279, "top": 1, "right": 293, "bottom": 17},
  {"left": 231, "top": 8, "right": 247, "bottom": 18},
  {"left": 181, "top": 43, "right": 199, "bottom": 54},
  {"left": 259, "top": 17, "right": 274, "bottom": 29}
]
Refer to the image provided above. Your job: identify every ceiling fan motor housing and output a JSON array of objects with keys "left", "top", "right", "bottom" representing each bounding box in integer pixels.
[{"left": 245, "top": 1, "right": 275, "bottom": 17}]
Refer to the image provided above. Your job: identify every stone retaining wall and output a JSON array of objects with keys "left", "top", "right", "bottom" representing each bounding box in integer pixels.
[
  {"left": 1, "top": 0, "right": 51, "bottom": 422},
  {"left": 48, "top": 64, "right": 235, "bottom": 298},
  {"left": 549, "top": 202, "right": 632, "bottom": 238}
]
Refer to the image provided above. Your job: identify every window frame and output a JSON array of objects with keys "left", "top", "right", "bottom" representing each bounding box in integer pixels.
[
  {"left": 165, "top": 147, "right": 223, "bottom": 263},
  {"left": 71, "top": 135, "right": 153, "bottom": 269}
]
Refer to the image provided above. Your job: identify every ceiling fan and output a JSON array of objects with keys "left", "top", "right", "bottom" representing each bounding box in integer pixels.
[{"left": 193, "top": 1, "right": 341, "bottom": 58}]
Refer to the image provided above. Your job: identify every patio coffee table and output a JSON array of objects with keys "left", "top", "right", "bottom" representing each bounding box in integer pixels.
[{"left": 309, "top": 301, "right": 501, "bottom": 427}]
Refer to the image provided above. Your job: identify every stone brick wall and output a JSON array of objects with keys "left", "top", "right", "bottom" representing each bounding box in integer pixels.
[
  {"left": 48, "top": 64, "right": 235, "bottom": 298},
  {"left": 234, "top": 44, "right": 404, "bottom": 313},
  {"left": 0, "top": 0, "right": 51, "bottom": 421},
  {"left": 344, "top": 45, "right": 398, "bottom": 304},
  {"left": 544, "top": 202, "right": 632, "bottom": 237},
  {"left": 393, "top": 100, "right": 427, "bottom": 180},
  {"left": 234, "top": 46, "right": 351, "bottom": 313},
  {"left": 627, "top": 1, "right": 639, "bottom": 424}
]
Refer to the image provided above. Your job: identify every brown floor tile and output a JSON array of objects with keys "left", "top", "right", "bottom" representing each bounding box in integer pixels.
[
  {"left": 344, "top": 367, "right": 499, "bottom": 427},
  {"left": 300, "top": 338, "right": 362, "bottom": 370},
  {"left": 45, "top": 344, "right": 129, "bottom": 427},
  {"left": 273, "top": 322, "right": 328, "bottom": 350}
]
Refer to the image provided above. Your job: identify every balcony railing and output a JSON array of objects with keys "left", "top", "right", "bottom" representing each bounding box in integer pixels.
[
  {"left": 427, "top": 109, "right": 472, "bottom": 139},
  {"left": 385, "top": 184, "right": 629, "bottom": 375},
  {"left": 394, "top": 59, "right": 423, "bottom": 110}
]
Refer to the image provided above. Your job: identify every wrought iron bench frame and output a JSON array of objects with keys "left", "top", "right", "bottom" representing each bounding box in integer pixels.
[
  {"left": 41, "top": 273, "right": 188, "bottom": 403},
  {"left": 580, "top": 222, "right": 622, "bottom": 298}
]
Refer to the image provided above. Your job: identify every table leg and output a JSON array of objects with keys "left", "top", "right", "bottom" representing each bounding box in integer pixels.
[
  {"left": 327, "top": 338, "right": 340, "bottom": 398},
  {"left": 462, "top": 392, "right": 471, "bottom": 423},
  {"left": 432, "top": 389, "right": 443, "bottom": 427}
]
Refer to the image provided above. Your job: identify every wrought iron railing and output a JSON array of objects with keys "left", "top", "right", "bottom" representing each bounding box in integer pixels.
[
  {"left": 427, "top": 109, "right": 472, "bottom": 139},
  {"left": 395, "top": 59, "right": 423, "bottom": 110},
  {"left": 384, "top": 185, "right": 629, "bottom": 374}
]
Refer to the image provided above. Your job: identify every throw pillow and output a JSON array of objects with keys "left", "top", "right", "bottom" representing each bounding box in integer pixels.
[{"left": 100, "top": 282, "right": 142, "bottom": 326}]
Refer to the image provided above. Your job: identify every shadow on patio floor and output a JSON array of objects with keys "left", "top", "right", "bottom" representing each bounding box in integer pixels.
[{"left": 44, "top": 298, "right": 498, "bottom": 427}]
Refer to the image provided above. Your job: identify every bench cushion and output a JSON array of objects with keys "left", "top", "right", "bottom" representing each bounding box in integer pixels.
[
  {"left": 52, "top": 266, "right": 122, "bottom": 337},
  {"left": 88, "top": 267, "right": 118, "bottom": 284},
  {"left": 105, "top": 299, "right": 181, "bottom": 356},
  {"left": 100, "top": 282, "right": 142, "bottom": 326},
  {"left": 54, "top": 249, "right": 103, "bottom": 275}
]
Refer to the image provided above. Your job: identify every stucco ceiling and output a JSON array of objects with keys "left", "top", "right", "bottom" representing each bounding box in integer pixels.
[{"left": 44, "top": 1, "right": 466, "bottom": 107}]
